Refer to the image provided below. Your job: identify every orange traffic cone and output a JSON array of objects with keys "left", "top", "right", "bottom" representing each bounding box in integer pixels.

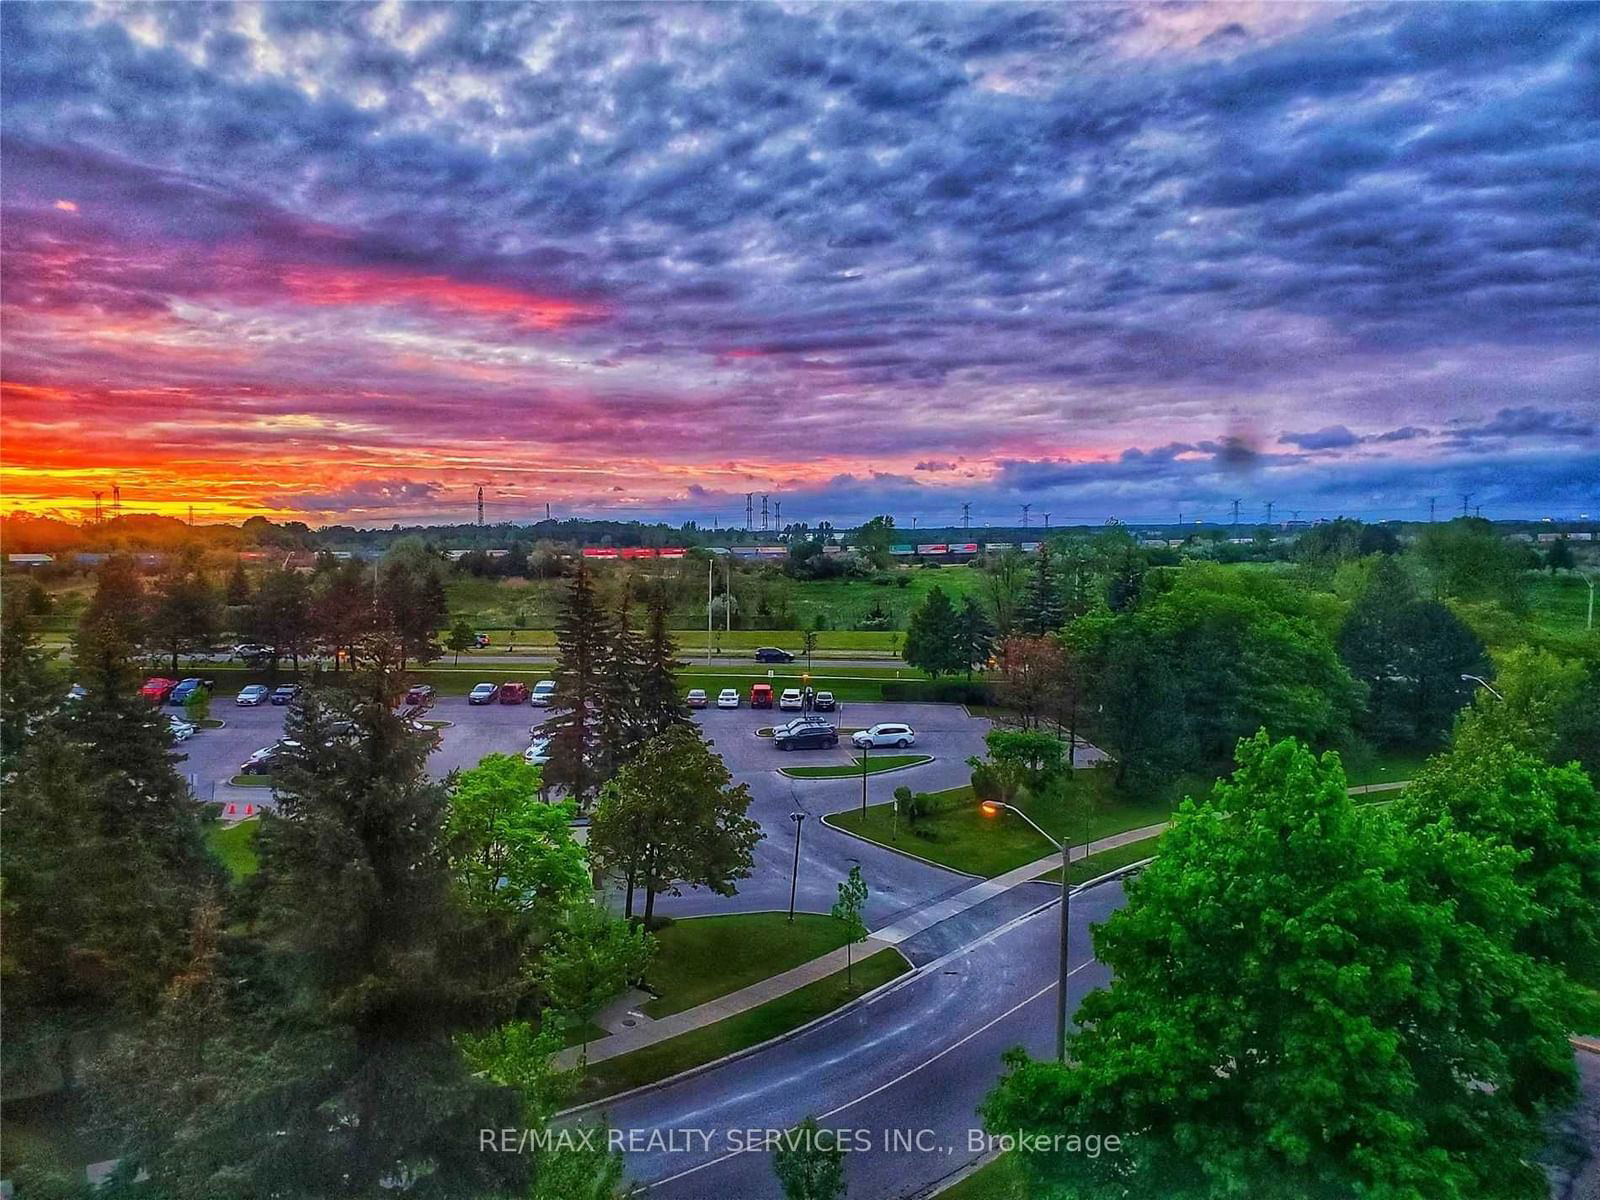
[
  {"left": 244, "top": 804, "right": 255, "bottom": 817},
  {"left": 226, "top": 803, "right": 237, "bottom": 816}
]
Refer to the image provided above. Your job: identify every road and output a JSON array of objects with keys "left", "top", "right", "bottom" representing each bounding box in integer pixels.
[{"left": 568, "top": 878, "right": 1120, "bottom": 1200}]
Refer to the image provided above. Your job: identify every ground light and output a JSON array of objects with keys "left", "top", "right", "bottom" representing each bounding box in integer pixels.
[{"left": 981, "top": 799, "right": 1070, "bottom": 1064}]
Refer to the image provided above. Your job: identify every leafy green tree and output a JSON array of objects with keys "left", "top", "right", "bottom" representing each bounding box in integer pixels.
[
  {"left": 445, "top": 753, "right": 589, "bottom": 921},
  {"left": 982, "top": 728, "right": 1064, "bottom": 784},
  {"left": 252, "top": 567, "right": 313, "bottom": 669},
  {"left": 852, "top": 515, "right": 895, "bottom": 569},
  {"left": 801, "top": 623, "right": 820, "bottom": 671},
  {"left": 982, "top": 546, "right": 1028, "bottom": 637},
  {"left": 539, "top": 902, "right": 656, "bottom": 1057},
  {"left": 952, "top": 595, "right": 996, "bottom": 680},
  {"left": 773, "top": 1116, "right": 847, "bottom": 1200},
  {"left": 992, "top": 635, "right": 1064, "bottom": 732},
  {"left": 147, "top": 554, "right": 221, "bottom": 673},
  {"left": 1336, "top": 556, "right": 1487, "bottom": 746},
  {"left": 1415, "top": 516, "right": 1530, "bottom": 610},
  {"left": 1019, "top": 542, "right": 1064, "bottom": 635},
  {"left": 310, "top": 559, "right": 374, "bottom": 670},
  {"left": 182, "top": 684, "right": 211, "bottom": 726},
  {"left": 983, "top": 732, "right": 1581, "bottom": 1200},
  {"left": 446, "top": 615, "right": 477, "bottom": 664},
  {"left": 377, "top": 538, "right": 449, "bottom": 665},
  {"left": 830, "top": 865, "right": 869, "bottom": 986},
  {"left": 902, "top": 585, "right": 964, "bottom": 677},
  {"left": 546, "top": 561, "right": 614, "bottom": 806},
  {"left": 587, "top": 724, "right": 761, "bottom": 925}
]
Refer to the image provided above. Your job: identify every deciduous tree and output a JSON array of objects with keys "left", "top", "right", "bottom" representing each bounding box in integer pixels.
[
  {"left": 538, "top": 902, "right": 655, "bottom": 1057},
  {"left": 773, "top": 1116, "right": 847, "bottom": 1200},
  {"left": 829, "top": 865, "right": 869, "bottom": 986}
]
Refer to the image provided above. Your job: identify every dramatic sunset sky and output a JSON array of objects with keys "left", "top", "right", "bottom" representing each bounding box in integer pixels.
[{"left": 1, "top": 3, "right": 1595, "bottom": 528}]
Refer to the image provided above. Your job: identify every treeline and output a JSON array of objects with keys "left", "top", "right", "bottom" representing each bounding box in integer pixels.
[
  {"left": 0, "top": 556, "right": 763, "bottom": 1197},
  {"left": 902, "top": 517, "right": 1596, "bottom": 788}
]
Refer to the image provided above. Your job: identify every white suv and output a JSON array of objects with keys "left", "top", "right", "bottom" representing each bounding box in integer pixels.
[
  {"left": 530, "top": 680, "right": 557, "bottom": 706},
  {"left": 778, "top": 688, "right": 804, "bottom": 711},
  {"left": 852, "top": 723, "right": 916, "bottom": 749},
  {"left": 717, "top": 688, "right": 740, "bottom": 709}
]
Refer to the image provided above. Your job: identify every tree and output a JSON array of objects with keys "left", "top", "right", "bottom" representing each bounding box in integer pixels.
[
  {"left": 636, "top": 590, "right": 689, "bottom": 745},
  {"left": 1546, "top": 535, "right": 1575, "bottom": 573},
  {"left": 445, "top": 753, "right": 589, "bottom": 921},
  {"left": 596, "top": 584, "right": 646, "bottom": 778},
  {"left": 310, "top": 559, "right": 374, "bottom": 670},
  {"left": 1019, "top": 542, "right": 1065, "bottom": 635},
  {"left": 983, "top": 732, "right": 1582, "bottom": 1200},
  {"left": 901, "top": 585, "right": 964, "bottom": 678},
  {"left": 1337, "top": 556, "right": 1487, "bottom": 746},
  {"left": 830, "top": 865, "right": 869, "bottom": 987},
  {"left": 852, "top": 515, "right": 895, "bottom": 569},
  {"left": 982, "top": 728, "right": 1063, "bottom": 784},
  {"left": 587, "top": 724, "right": 761, "bottom": 925},
  {"left": 376, "top": 538, "right": 448, "bottom": 665},
  {"left": 1415, "top": 517, "right": 1529, "bottom": 610},
  {"left": 253, "top": 568, "right": 313, "bottom": 669},
  {"left": 545, "top": 561, "right": 614, "bottom": 807},
  {"left": 147, "top": 555, "right": 221, "bottom": 673},
  {"left": 952, "top": 596, "right": 996, "bottom": 681},
  {"left": 773, "top": 1116, "right": 847, "bottom": 1200},
  {"left": 539, "top": 902, "right": 656, "bottom": 1058},
  {"left": 223, "top": 560, "right": 252, "bottom": 607},
  {"left": 446, "top": 615, "right": 476, "bottom": 664},
  {"left": 0, "top": 579, "right": 57, "bottom": 772},
  {"left": 992, "top": 635, "right": 1063, "bottom": 731},
  {"left": 801, "top": 624, "right": 820, "bottom": 671},
  {"left": 982, "top": 547, "right": 1028, "bottom": 637}
]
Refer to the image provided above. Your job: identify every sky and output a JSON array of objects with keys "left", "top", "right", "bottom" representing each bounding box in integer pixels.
[{"left": 1, "top": 2, "right": 1596, "bottom": 530}]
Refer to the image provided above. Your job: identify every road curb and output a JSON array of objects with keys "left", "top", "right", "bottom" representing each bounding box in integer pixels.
[
  {"left": 554, "top": 945, "right": 915, "bottom": 1120},
  {"left": 779, "top": 755, "right": 932, "bottom": 781}
]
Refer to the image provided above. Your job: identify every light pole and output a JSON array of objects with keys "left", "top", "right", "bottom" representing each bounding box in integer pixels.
[
  {"left": 860, "top": 737, "right": 871, "bottom": 817},
  {"left": 1461, "top": 673, "right": 1504, "bottom": 701},
  {"left": 1583, "top": 573, "right": 1595, "bottom": 632},
  {"left": 787, "top": 812, "right": 807, "bottom": 922},
  {"left": 981, "top": 799, "right": 1070, "bottom": 1063}
]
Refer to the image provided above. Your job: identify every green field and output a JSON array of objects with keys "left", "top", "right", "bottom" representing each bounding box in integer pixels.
[
  {"left": 206, "top": 817, "right": 261, "bottom": 880},
  {"left": 571, "top": 948, "right": 909, "bottom": 1105},
  {"left": 643, "top": 913, "right": 854, "bottom": 1018},
  {"left": 939, "top": 1154, "right": 1027, "bottom": 1200},
  {"left": 828, "top": 778, "right": 1173, "bottom": 878},
  {"left": 781, "top": 754, "right": 931, "bottom": 779}
]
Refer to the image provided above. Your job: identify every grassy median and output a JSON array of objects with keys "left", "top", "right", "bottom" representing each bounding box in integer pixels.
[
  {"left": 571, "top": 948, "right": 909, "bottom": 1106},
  {"left": 780, "top": 754, "right": 931, "bottom": 779},
  {"left": 643, "top": 913, "right": 852, "bottom": 1018}
]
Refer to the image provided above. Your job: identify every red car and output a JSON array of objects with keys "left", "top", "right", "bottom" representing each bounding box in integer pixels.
[
  {"left": 750, "top": 682, "right": 774, "bottom": 709},
  {"left": 499, "top": 682, "right": 530, "bottom": 704},
  {"left": 404, "top": 684, "right": 436, "bottom": 705},
  {"left": 140, "top": 677, "right": 179, "bottom": 703}
]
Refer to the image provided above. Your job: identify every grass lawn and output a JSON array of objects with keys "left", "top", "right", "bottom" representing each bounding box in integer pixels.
[
  {"left": 781, "top": 754, "right": 930, "bottom": 779},
  {"left": 206, "top": 817, "right": 261, "bottom": 880},
  {"left": 643, "top": 913, "right": 853, "bottom": 1018},
  {"left": 939, "top": 1154, "right": 1027, "bottom": 1200},
  {"left": 828, "top": 778, "right": 1173, "bottom": 878},
  {"left": 228, "top": 774, "right": 274, "bottom": 788},
  {"left": 571, "top": 948, "right": 909, "bottom": 1106},
  {"left": 1342, "top": 744, "right": 1434, "bottom": 788}
]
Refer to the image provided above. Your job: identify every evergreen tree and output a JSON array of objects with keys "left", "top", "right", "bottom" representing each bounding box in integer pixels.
[
  {"left": 1546, "top": 535, "right": 1575, "bottom": 573},
  {"left": 545, "top": 561, "right": 613, "bottom": 807},
  {"left": 1019, "top": 542, "right": 1065, "bottom": 635},
  {"left": 588, "top": 724, "right": 761, "bottom": 925},
  {"left": 902, "top": 585, "right": 963, "bottom": 677},
  {"left": 147, "top": 553, "right": 221, "bottom": 674},
  {"left": 637, "top": 590, "right": 689, "bottom": 743},
  {"left": 1, "top": 578, "right": 57, "bottom": 771},
  {"left": 596, "top": 583, "right": 646, "bottom": 779},
  {"left": 253, "top": 568, "right": 313, "bottom": 669},
  {"left": 224, "top": 560, "right": 252, "bottom": 607},
  {"left": 376, "top": 539, "right": 448, "bottom": 666},
  {"left": 953, "top": 595, "right": 996, "bottom": 680},
  {"left": 311, "top": 559, "right": 374, "bottom": 670}
]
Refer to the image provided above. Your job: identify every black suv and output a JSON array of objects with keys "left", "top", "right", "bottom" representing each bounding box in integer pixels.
[
  {"left": 773, "top": 721, "right": 838, "bottom": 751},
  {"left": 755, "top": 646, "right": 795, "bottom": 663}
]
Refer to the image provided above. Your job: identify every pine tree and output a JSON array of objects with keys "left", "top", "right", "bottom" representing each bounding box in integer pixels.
[
  {"left": 545, "top": 561, "right": 613, "bottom": 807},
  {"left": 147, "top": 552, "right": 222, "bottom": 675},
  {"left": 953, "top": 595, "right": 997, "bottom": 680},
  {"left": 637, "top": 589, "right": 689, "bottom": 743},
  {"left": 596, "top": 583, "right": 646, "bottom": 780},
  {"left": 902, "top": 585, "right": 963, "bottom": 677},
  {"left": 1, "top": 579, "right": 57, "bottom": 771},
  {"left": 1019, "top": 541, "right": 1065, "bottom": 635},
  {"left": 224, "top": 560, "right": 253, "bottom": 607}
]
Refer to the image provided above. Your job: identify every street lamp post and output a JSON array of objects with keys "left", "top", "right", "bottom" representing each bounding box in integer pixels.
[
  {"left": 981, "top": 799, "right": 1070, "bottom": 1063},
  {"left": 1461, "top": 673, "right": 1505, "bottom": 701},
  {"left": 787, "top": 812, "right": 807, "bottom": 922},
  {"left": 860, "top": 738, "right": 871, "bottom": 817}
]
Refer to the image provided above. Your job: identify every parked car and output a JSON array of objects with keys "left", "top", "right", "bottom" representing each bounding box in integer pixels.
[
  {"left": 169, "top": 678, "right": 210, "bottom": 706},
  {"left": 468, "top": 682, "right": 500, "bottom": 705},
  {"left": 140, "top": 677, "right": 178, "bottom": 703},
  {"left": 523, "top": 738, "right": 552, "bottom": 766},
  {"left": 239, "top": 740, "right": 297, "bottom": 775},
  {"left": 686, "top": 688, "right": 708, "bottom": 709},
  {"left": 774, "top": 722, "right": 839, "bottom": 751},
  {"left": 500, "top": 682, "right": 531, "bottom": 704},
  {"left": 716, "top": 688, "right": 740, "bottom": 709},
  {"left": 474, "top": 633, "right": 491, "bottom": 648},
  {"left": 852, "top": 723, "right": 916, "bottom": 749},
  {"left": 231, "top": 643, "right": 273, "bottom": 663},
  {"left": 750, "top": 682, "right": 774, "bottom": 709},
  {"left": 813, "top": 690, "right": 837, "bottom": 712},
  {"left": 271, "top": 683, "right": 302, "bottom": 706},
  {"left": 167, "top": 715, "right": 196, "bottom": 742},
  {"left": 530, "top": 680, "right": 558, "bottom": 706},
  {"left": 778, "top": 688, "right": 804, "bottom": 711},
  {"left": 65, "top": 683, "right": 87, "bottom": 704},
  {"left": 404, "top": 683, "right": 436, "bottom": 705},
  {"left": 755, "top": 646, "right": 794, "bottom": 663},
  {"left": 235, "top": 684, "right": 270, "bottom": 706}
]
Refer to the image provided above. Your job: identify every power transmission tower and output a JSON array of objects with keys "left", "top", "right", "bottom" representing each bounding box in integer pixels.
[
  {"left": 93, "top": 491, "right": 103, "bottom": 523},
  {"left": 1264, "top": 501, "right": 1274, "bottom": 525},
  {"left": 961, "top": 502, "right": 970, "bottom": 529},
  {"left": 1231, "top": 498, "right": 1242, "bottom": 528},
  {"left": 1021, "top": 503, "right": 1031, "bottom": 528},
  {"left": 546, "top": 502, "right": 552, "bottom": 521},
  {"left": 773, "top": 499, "right": 781, "bottom": 528},
  {"left": 1461, "top": 493, "right": 1472, "bottom": 518},
  {"left": 112, "top": 484, "right": 122, "bottom": 519},
  {"left": 745, "top": 493, "right": 753, "bottom": 531},
  {"left": 1043, "top": 512, "right": 1050, "bottom": 529},
  {"left": 1428, "top": 496, "right": 1437, "bottom": 523},
  {"left": 761, "top": 494, "right": 768, "bottom": 531},
  {"left": 188, "top": 504, "right": 194, "bottom": 526},
  {"left": 477, "top": 486, "right": 485, "bottom": 527}
]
